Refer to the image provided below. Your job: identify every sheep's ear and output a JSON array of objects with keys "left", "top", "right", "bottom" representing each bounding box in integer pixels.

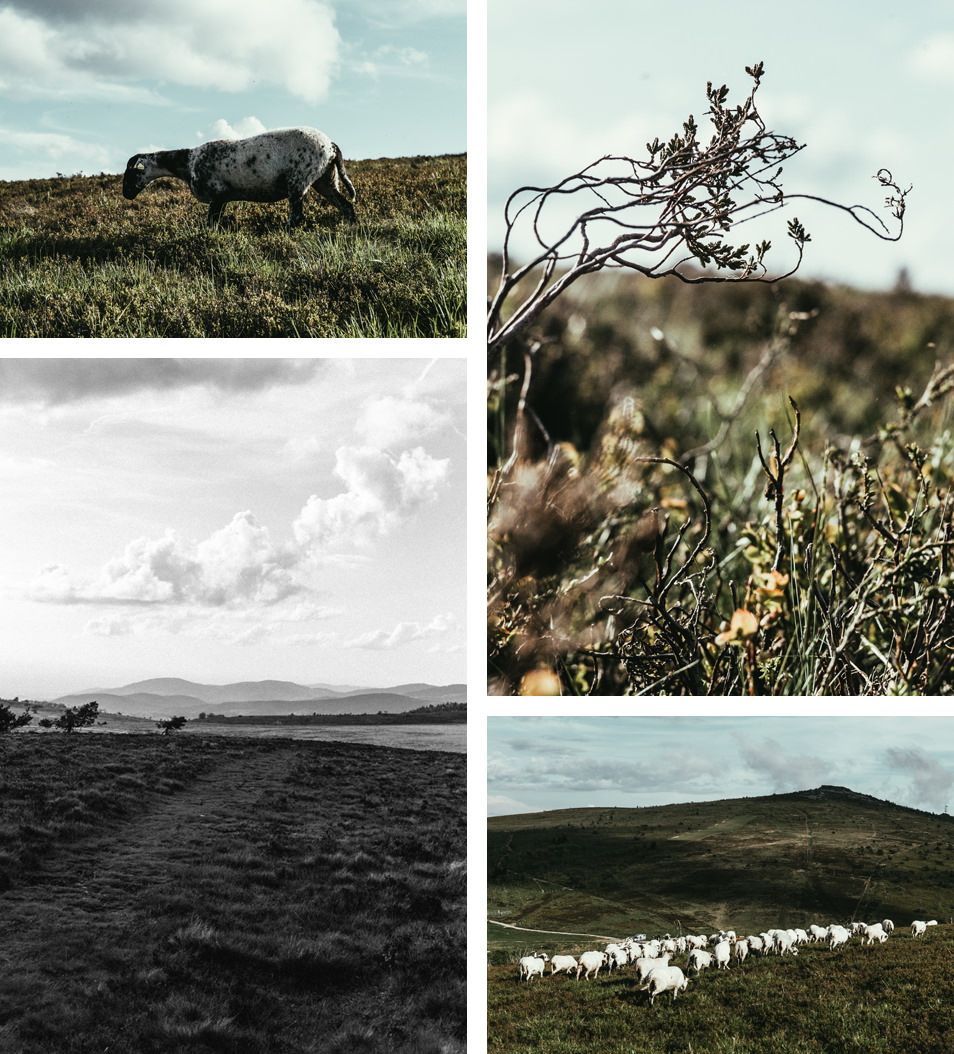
[{"left": 135, "top": 159, "right": 146, "bottom": 171}]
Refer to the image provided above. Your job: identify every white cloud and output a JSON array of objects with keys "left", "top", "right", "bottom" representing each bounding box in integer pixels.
[
  {"left": 203, "top": 116, "right": 268, "bottom": 142},
  {"left": 293, "top": 445, "right": 450, "bottom": 549},
  {"left": 0, "top": 0, "right": 340, "bottom": 104},
  {"left": 345, "top": 612, "right": 456, "bottom": 650},
  {"left": 355, "top": 395, "right": 448, "bottom": 448}
]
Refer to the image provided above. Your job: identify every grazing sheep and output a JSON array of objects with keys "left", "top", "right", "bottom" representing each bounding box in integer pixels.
[
  {"left": 734, "top": 939, "right": 749, "bottom": 964},
  {"left": 808, "top": 924, "right": 828, "bottom": 943},
  {"left": 828, "top": 925, "right": 851, "bottom": 950},
  {"left": 639, "top": 965, "right": 688, "bottom": 1006},
  {"left": 862, "top": 923, "right": 888, "bottom": 945},
  {"left": 607, "top": 947, "right": 628, "bottom": 971},
  {"left": 911, "top": 920, "right": 928, "bottom": 938},
  {"left": 122, "top": 126, "right": 357, "bottom": 230},
  {"left": 882, "top": 919, "right": 895, "bottom": 934},
  {"left": 576, "top": 951, "right": 608, "bottom": 980},
  {"left": 549, "top": 954, "right": 578, "bottom": 977},
  {"left": 713, "top": 939, "right": 732, "bottom": 970}
]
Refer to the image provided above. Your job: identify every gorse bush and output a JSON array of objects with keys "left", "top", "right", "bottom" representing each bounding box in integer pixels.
[{"left": 0, "top": 154, "right": 465, "bottom": 337}]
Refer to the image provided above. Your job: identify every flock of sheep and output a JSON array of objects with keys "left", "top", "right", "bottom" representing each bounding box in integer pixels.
[{"left": 516, "top": 918, "right": 939, "bottom": 1005}]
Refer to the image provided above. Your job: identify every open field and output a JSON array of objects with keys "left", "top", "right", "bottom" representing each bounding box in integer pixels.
[
  {"left": 487, "top": 789, "right": 954, "bottom": 1052},
  {"left": 0, "top": 154, "right": 465, "bottom": 337},
  {"left": 0, "top": 733, "right": 465, "bottom": 1053}
]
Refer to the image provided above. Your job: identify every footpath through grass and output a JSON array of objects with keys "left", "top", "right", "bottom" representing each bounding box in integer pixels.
[
  {"left": 0, "top": 733, "right": 465, "bottom": 1054},
  {"left": 0, "top": 154, "right": 465, "bottom": 337}
]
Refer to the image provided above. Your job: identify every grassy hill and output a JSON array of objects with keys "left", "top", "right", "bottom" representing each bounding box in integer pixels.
[
  {"left": 0, "top": 154, "right": 465, "bottom": 337},
  {"left": 488, "top": 786, "right": 954, "bottom": 946},
  {"left": 0, "top": 732, "right": 465, "bottom": 1053},
  {"left": 487, "top": 788, "right": 954, "bottom": 1053}
]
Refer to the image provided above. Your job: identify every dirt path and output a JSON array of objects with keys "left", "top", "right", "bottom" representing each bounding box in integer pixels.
[
  {"left": 488, "top": 919, "right": 621, "bottom": 941},
  {"left": 0, "top": 743, "right": 305, "bottom": 952}
]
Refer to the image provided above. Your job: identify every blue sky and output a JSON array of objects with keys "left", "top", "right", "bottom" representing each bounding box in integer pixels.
[
  {"left": 0, "top": 358, "right": 466, "bottom": 699},
  {"left": 0, "top": 0, "right": 465, "bottom": 181},
  {"left": 488, "top": 0, "right": 954, "bottom": 295},
  {"left": 488, "top": 716, "right": 954, "bottom": 816}
]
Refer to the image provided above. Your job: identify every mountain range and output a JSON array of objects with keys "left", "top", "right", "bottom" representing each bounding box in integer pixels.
[{"left": 51, "top": 678, "right": 466, "bottom": 720}]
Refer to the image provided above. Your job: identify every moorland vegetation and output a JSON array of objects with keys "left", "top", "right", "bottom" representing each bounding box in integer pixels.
[
  {"left": 487, "top": 789, "right": 954, "bottom": 1053},
  {"left": 0, "top": 153, "right": 465, "bottom": 338},
  {"left": 487, "top": 66, "right": 951, "bottom": 695},
  {"left": 0, "top": 732, "right": 465, "bottom": 1053}
]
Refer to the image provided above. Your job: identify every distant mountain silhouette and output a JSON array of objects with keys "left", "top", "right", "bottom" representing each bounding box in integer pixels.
[{"left": 52, "top": 678, "right": 466, "bottom": 719}]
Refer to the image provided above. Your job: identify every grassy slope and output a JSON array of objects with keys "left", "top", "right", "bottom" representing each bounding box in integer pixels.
[
  {"left": 0, "top": 154, "right": 465, "bottom": 337},
  {"left": 488, "top": 790, "right": 954, "bottom": 1053},
  {"left": 0, "top": 733, "right": 465, "bottom": 1054}
]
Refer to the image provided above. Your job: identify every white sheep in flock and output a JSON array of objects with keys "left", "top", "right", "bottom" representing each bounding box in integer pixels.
[
  {"left": 549, "top": 955, "right": 578, "bottom": 977},
  {"left": 639, "top": 965, "right": 689, "bottom": 1006},
  {"left": 911, "top": 920, "right": 938, "bottom": 938},
  {"left": 862, "top": 923, "right": 889, "bottom": 945},
  {"left": 122, "top": 127, "right": 357, "bottom": 230},
  {"left": 687, "top": 948, "right": 713, "bottom": 974},
  {"left": 634, "top": 953, "right": 671, "bottom": 985},
  {"left": 828, "top": 925, "right": 851, "bottom": 950},
  {"left": 882, "top": 919, "right": 895, "bottom": 934},
  {"left": 713, "top": 940, "right": 732, "bottom": 970},
  {"left": 518, "top": 954, "right": 549, "bottom": 981},
  {"left": 808, "top": 924, "right": 828, "bottom": 943},
  {"left": 734, "top": 938, "right": 749, "bottom": 964},
  {"left": 576, "top": 951, "right": 608, "bottom": 980}
]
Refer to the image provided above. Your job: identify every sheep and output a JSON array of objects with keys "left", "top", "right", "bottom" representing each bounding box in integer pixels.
[
  {"left": 122, "top": 126, "right": 357, "bottom": 230},
  {"left": 828, "top": 925, "right": 851, "bottom": 950},
  {"left": 911, "top": 920, "right": 929, "bottom": 938},
  {"left": 687, "top": 948, "right": 713, "bottom": 974},
  {"left": 518, "top": 954, "right": 548, "bottom": 982},
  {"left": 549, "top": 954, "right": 578, "bottom": 977},
  {"left": 862, "top": 923, "right": 888, "bottom": 945},
  {"left": 808, "top": 924, "right": 828, "bottom": 943},
  {"left": 634, "top": 952, "right": 671, "bottom": 985},
  {"left": 639, "top": 965, "right": 689, "bottom": 1006},
  {"left": 713, "top": 939, "right": 732, "bottom": 970},
  {"left": 734, "top": 938, "right": 749, "bottom": 964},
  {"left": 576, "top": 951, "right": 608, "bottom": 980},
  {"left": 746, "top": 935, "right": 764, "bottom": 955},
  {"left": 608, "top": 947, "right": 628, "bottom": 971},
  {"left": 882, "top": 919, "right": 895, "bottom": 934}
]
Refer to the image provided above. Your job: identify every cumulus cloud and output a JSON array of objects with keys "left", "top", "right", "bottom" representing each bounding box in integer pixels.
[
  {"left": 203, "top": 116, "right": 268, "bottom": 141},
  {"left": 355, "top": 395, "right": 449, "bottom": 448},
  {"left": 0, "top": 359, "right": 324, "bottom": 406},
  {"left": 0, "top": 0, "right": 340, "bottom": 103},
  {"left": 734, "top": 734, "right": 833, "bottom": 791},
  {"left": 293, "top": 445, "right": 450, "bottom": 548},
  {"left": 884, "top": 747, "right": 954, "bottom": 811}
]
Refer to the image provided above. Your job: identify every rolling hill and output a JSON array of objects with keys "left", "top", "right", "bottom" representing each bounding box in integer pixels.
[
  {"left": 487, "top": 785, "right": 954, "bottom": 943},
  {"left": 51, "top": 678, "right": 466, "bottom": 719}
]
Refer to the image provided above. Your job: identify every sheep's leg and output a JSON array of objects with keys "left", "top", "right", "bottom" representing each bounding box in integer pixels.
[
  {"left": 286, "top": 194, "right": 306, "bottom": 230},
  {"left": 311, "top": 174, "right": 357, "bottom": 225}
]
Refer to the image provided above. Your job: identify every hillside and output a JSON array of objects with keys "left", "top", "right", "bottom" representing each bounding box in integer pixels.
[
  {"left": 488, "top": 786, "right": 954, "bottom": 942},
  {"left": 0, "top": 154, "right": 465, "bottom": 338}
]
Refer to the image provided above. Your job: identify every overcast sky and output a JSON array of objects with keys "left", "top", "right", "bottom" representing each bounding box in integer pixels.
[
  {"left": 0, "top": 0, "right": 465, "bottom": 180},
  {"left": 488, "top": 0, "right": 954, "bottom": 295},
  {"left": 488, "top": 716, "right": 954, "bottom": 816},
  {"left": 0, "top": 358, "right": 465, "bottom": 700}
]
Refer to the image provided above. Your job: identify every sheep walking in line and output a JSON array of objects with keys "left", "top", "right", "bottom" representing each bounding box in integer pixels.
[
  {"left": 123, "top": 127, "right": 357, "bottom": 230},
  {"left": 518, "top": 953, "right": 548, "bottom": 981},
  {"left": 639, "top": 966, "right": 688, "bottom": 1006},
  {"left": 549, "top": 954, "right": 578, "bottom": 977},
  {"left": 576, "top": 951, "right": 609, "bottom": 980}
]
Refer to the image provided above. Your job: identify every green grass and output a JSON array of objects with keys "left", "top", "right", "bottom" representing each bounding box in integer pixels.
[
  {"left": 0, "top": 154, "right": 465, "bottom": 337},
  {"left": 0, "top": 732, "right": 465, "bottom": 1053}
]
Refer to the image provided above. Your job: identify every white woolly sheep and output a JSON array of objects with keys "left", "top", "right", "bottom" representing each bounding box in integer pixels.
[
  {"left": 808, "top": 924, "right": 828, "bottom": 943},
  {"left": 576, "top": 951, "right": 608, "bottom": 980},
  {"left": 828, "top": 925, "right": 851, "bottom": 950},
  {"left": 634, "top": 953, "right": 671, "bottom": 985},
  {"left": 122, "top": 126, "right": 357, "bottom": 230},
  {"left": 687, "top": 948, "right": 713, "bottom": 973},
  {"left": 862, "top": 923, "right": 888, "bottom": 945},
  {"left": 608, "top": 947, "right": 628, "bottom": 971},
  {"left": 911, "top": 920, "right": 927, "bottom": 938},
  {"left": 713, "top": 939, "right": 732, "bottom": 970},
  {"left": 734, "top": 939, "right": 749, "bottom": 964},
  {"left": 639, "top": 965, "right": 688, "bottom": 1006},
  {"left": 549, "top": 954, "right": 578, "bottom": 977},
  {"left": 882, "top": 919, "right": 895, "bottom": 934},
  {"left": 518, "top": 954, "right": 548, "bottom": 982}
]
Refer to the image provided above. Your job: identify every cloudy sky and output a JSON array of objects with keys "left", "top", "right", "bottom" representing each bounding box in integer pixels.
[
  {"left": 0, "top": 358, "right": 465, "bottom": 700},
  {"left": 488, "top": 0, "right": 954, "bottom": 295},
  {"left": 0, "top": 0, "right": 465, "bottom": 180},
  {"left": 488, "top": 716, "right": 954, "bottom": 816}
]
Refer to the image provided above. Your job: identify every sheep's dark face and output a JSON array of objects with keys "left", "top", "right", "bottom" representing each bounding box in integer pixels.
[{"left": 122, "top": 156, "right": 149, "bottom": 199}]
